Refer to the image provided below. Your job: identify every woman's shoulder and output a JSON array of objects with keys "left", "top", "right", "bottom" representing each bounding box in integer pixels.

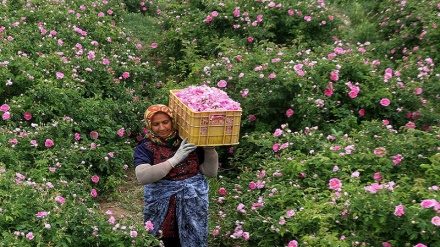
[
  {"left": 136, "top": 138, "right": 150, "bottom": 146},
  {"left": 133, "top": 138, "right": 154, "bottom": 165},
  {"left": 134, "top": 138, "right": 152, "bottom": 151}
]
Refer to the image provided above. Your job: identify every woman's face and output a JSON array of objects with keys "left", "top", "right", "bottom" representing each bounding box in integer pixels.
[{"left": 150, "top": 112, "right": 173, "bottom": 138}]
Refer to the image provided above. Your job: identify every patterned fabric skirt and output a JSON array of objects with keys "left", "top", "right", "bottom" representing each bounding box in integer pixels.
[{"left": 161, "top": 195, "right": 178, "bottom": 238}]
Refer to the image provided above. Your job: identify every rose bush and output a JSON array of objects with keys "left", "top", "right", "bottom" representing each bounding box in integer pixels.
[
  {"left": 209, "top": 122, "right": 440, "bottom": 246},
  {"left": 0, "top": 0, "right": 162, "bottom": 245},
  {"left": 0, "top": 167, "right": 158, "bottom": 246}
]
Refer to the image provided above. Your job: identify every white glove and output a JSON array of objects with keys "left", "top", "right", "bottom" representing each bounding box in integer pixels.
[{"left": 167, "top": 138, "right": 197, "bottom": 168}]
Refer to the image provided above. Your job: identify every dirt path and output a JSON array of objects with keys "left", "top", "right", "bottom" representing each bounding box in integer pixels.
[{"left": 98, "top": 169, "right": 145, "bottom": 221}]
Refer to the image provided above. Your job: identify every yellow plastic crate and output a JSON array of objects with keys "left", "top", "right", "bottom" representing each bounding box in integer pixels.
[{"left": 169, "top": 89, "right": 242, "bottom": 146}]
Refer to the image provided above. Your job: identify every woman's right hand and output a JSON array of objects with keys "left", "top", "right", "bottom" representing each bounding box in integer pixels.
[{"left": 168, "top": 138, "right": 197, "bottom": 167}]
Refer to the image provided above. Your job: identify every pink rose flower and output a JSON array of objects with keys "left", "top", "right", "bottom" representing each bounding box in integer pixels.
[
  {"left": 288, "top": 240, "right": 298, "bottom": 247},
  {"left": 45, "top": 139, "right": 54, "bottom": 147},
  {"left": 329, "top": 178, "right": 342, "bottom": 190},
  {"left": 56, "top": 72, "right": 64, "bottom": 79},
  {"left": 414, "top": 244, "right": 427, "bottom": 247},
  {"left": 26, "top": 232, "right": 35, "bottom": 240},
  {"left": 405, "top": 121, "right": 416, "bottom": 129},
  {"left": 242, "top": 232, "right": 250, "bottom": 241},
  {"left": 432, "top": 216, "right": 440, "bottom": 226},
  {"left": 273, "top": 128, "right": 282, "bottom": 137},
  {"left": 2, "top": 111, "right": 11, "bottom": 120},
  {"left": 90, "top": 131, "right": 99, "bottom": 139},
  {"left": 330, "top": 70, "right": 339, "bottom": 81},
  {"left": 217, "top": 80, "right": 227, "bottom": 88},
  {"left": 122, "top": 72, "right": 130, "bottom": 79},
  {"left": 218, "top": 187, "right": 227, "bottom": 195},
  {"left": 36, "top": 211, "right": 49, "bottom": 218},
  {"left": 249, "top": 182, "right": 256, "bottom": 190},
  {"left": 286, "top": 209, "right": 295, "bottom": 218},
  {"left": 91, "top": 175, "right": 100, "bottom": 183},
  {"left": 373, "top": 172, "right": 382, "bottom": 181},
  {"left": 394, "top": 204, "right": 405, "bottom": 216},
  {"left": 55, "top": 196, "right": 65, "bottom": 205},
  {"left": 325, "top": 82, "right": 334, "bottom": 96},
  {"left": 0, "top": 104, "right": 10, "bottom": 112},
  {"left": 380, "top": 98, "right": 390, "bottom": 106},
  {"left": 23, "top": 112, "right": 32, "bottom": 120},
  {"left": 241, "top": 88, "right": 249, "bottom": 98},
  {"left": 420, "top": 199, "right": 437, "bottom": 208},
  {"left": 145, "top": 221, "right": 154, "bottom": 231},
  {"left": 117, "top": 128, "right": 125, "bottom": 137},
  {"left": 390, "top": 154, "right": 403, "bottom": 165},
  {"left": 30, "top": 140, "right": 38, "bottom": 147},
  {"left": 8, "top": 139, "right": 18, "bottom": 145},
  {"left": 204, "top": 15, "right": 213, "bottom": 23},
  {"left": 374, "top": 147, "right": 387, "bottom": 157}
]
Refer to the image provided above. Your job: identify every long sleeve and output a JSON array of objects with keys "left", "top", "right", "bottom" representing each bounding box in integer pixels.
[
  {"left": 198, "top": 147, "right": 219, "bottom": 178},
  {"left": 134, "top": 139, "right": 173, "bottom": 184},
  {"left": 135, "top": 161, "right": 173, "bottom": 185}
]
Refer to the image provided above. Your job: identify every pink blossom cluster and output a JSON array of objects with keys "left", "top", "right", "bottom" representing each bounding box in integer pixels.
[
  {"left": 175, "top": 85, "right": 241, "bottom": 112},
  {"left": 230, "top": 224, "right": 250, "bottom": 241},
  {"left": 346, "top": 81, "right": 360, "bottom": 98},
  {"left": 420, "top": 199, "right": 440, "bottom": 227},
  {"left": 364, "top": 181, "right": 396, "bottom": 194}
]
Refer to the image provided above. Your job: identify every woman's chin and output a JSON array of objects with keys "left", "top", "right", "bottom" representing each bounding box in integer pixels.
[{"left": 157, "top": 132, "right": 171, "bottom": 138}]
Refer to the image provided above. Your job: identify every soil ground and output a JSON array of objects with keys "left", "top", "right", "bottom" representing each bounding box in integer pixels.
[{"left": 98, "top": 169, "right": 145, "bottom": 222}]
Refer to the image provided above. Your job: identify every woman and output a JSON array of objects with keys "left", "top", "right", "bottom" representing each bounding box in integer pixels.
[{"left": 133, "top": 104, "right": 219, "bottom": 247}]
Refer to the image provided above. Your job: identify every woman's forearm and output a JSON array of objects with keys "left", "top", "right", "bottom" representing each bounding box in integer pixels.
[
  {"left": 135, "top": 162, "right": 172, "bottom": 184},
  {"left": 199, "top": 147, "right": 219, "bottom": 178}
]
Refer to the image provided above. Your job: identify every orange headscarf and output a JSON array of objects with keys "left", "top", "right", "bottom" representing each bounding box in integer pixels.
[
  {"left": 144, "top": 104, "right": 180, "bottom": 147},
  {"left": 144, "top": 104, "right": 176, "bottom": 130}
]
